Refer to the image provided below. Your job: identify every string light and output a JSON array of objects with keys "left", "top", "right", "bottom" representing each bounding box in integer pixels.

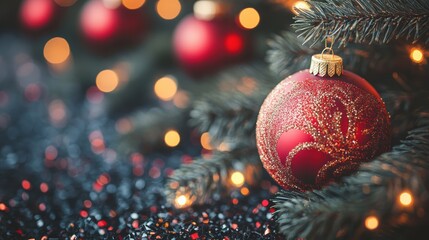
[
  {"left": 43, "top": 37, "right": 70, "bottom": 64},
  {"left": 238, "top": 7, "right": 260, "bottom": 29},
  {"left": 231, "top": 171, "right": 245, "bottom": 187},
  {"left": 164, "top": 130, "right": 180, "bottom": 147},
  {"left": 292, "top": 1, "right": 311, "bottom": 15},
  {"left": 96, "top": 69, "right": 119, "bottom": 93},
  {"left": 156, "top": 0, "right": 181, "bottom": 20},
  {"left": 154, "top": 76, "right": 178, "bottom": 101},
  {"left": 364, "top": 215, "right": 379, "bottom": 230},
  {"left": 200, "top": 132, "right": 213, "bottom": 150},
  {"left": 399, "top": 191, "right": 413, "bottom": 206},
  {"left": 122, "top": 0, "right": 145, "bottom": 10},
  {"left": 410, "top": 48, "right": 424, "bottom": 63},
  {"left": 240, "top": 187, "right": 250, "bottom": 196}
]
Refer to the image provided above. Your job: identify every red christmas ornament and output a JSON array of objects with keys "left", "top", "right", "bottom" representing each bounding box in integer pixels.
[
  {"left": 79, "top": 0, "right": 146, "bottom": 52},
  {"left": 256, "top": 51, "right": 391, "bottom": 191},
  {"left": 20, "top": 0, "right": 60, "bottom": 32},
  {"left": 173, "top": 2, "right": 250, "bottom": 77}
]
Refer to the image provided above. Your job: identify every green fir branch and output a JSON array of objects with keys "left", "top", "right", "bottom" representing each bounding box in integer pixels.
[
  {"left": 294, "top": 0, "right": 429, "bottom": 46},
  {"left": 165, "top": 148, "right": 261, "bottom": 206},
  {"left": 267, "top": 31, "right": 401, "bottom": 78},
  {"left": 190, "top": 65, "right": 276, "bottom": 145},
  {"left": 273, "top": 106, "right": 429, "bottom": 239}
]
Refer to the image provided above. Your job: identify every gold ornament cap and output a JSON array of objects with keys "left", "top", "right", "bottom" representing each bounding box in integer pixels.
[
  {"left": 193, "top": 0, "right": 229, "bottom": 20},
  {"left": 309, "top": 36, "right": 343, "bottom": 77}
]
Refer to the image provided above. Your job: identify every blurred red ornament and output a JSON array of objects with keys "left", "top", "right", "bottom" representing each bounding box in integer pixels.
[
  {"left": 256, "top": 55, "right": 391, "bottom": 191},
  {"left": 20, "top": 0, "right": 60, "bottom": 32},
  {"left": 173, "top": 15, "right": 250, "bottom": 77},
  {"left": 79, "top": 0, "right": 146, "bottom": 52}
]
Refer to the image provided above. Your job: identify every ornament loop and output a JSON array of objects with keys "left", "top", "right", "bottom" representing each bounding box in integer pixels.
[{"left": 309, "top": 36, "right": 343, "bottom": 77}]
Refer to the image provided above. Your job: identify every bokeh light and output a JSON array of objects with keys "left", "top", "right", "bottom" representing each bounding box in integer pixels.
[
  {"left": 154, "top": 76, "right": 178, "bottom": 101},
  {"left": 96, "top": 69, "right": 119, "bottom": 93},
  {"left": 225, "top": 33, "right": 244, "bottom": 55},
  {"left": 200, "top": 132, "right": 213, "bottom": 150},
  {"left": 164, "top": 130, "right": 180, "bottom": 147},
  {"left": 231, "top": 171, "right": 245, "bottom": 187},
  {"left": 364, "top": 216, "right": 379, "bottom": 230},
  {"left": 156, "top": 0, "right": 181, "bottom": 20},
  {"left": 292, "top": 1, "right": 311, "bottom": 15},
  {"left": 399, "top": 191, "right": 413, "bottom": 206},
  {"left": 103, "top": 0, "right": 122, "bottom": 9},
  {"left": 238, "top": 7, "right": 260, "bottom": 30},
  {"left": 410, "top": 48, "right": 424, "bottom": 63},
  {"left": 20, "top": 0, "right": 55, "bottom": 30},
  {"left": 43, "top": 37, "right": 70, "bottom": 64},
  {"left": 122, "top": 0, "right": 145, "bottom": 10},
  {"left": 193, "top": 0, "right": 219, "bottom": 20}
]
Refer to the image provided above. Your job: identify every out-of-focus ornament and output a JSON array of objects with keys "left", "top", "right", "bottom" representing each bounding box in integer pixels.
[
  {"left": 173, "top": 0, "right": 250, "bottom": 77},
  {"left": 20, "top": 0, "right": 61, "bottom": 32},
  {"left": 79, "top": 0, "right": 146, "bottom": 52},
  {"left": 256, "top": 38, "right": 391, "bottom": 190}
]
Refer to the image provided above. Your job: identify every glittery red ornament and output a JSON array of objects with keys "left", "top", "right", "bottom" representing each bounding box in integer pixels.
[
  {"left": 79, "top": 0, "right": 146, "bottom": 52},
  {"left": 256, "top": 59, "right": 391, "bottom": 190},
  {"left": 173, "top": 15, "right": 250, "bottom": 77}
]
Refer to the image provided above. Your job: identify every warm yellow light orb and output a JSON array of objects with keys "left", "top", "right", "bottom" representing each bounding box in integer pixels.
[
  {"left": 238, "top": 7, "right": 260, "bottom": 30},
  {"left": 122, "top": 0, "right": 145, "bottom": 10},
  {"left": 200, "top": 132, "right": 213, "bottom": 150},
  {"left": 44, "top": 37, "right": 70, "bottom": 64},
  {"left": 164, "top": 130, "right": 180, "bottom": 147},
  {"left": 96, "top": 70, "right": 119, "bottom": 93},
  {"left": 156, "top": 0, "right": 181, "bottom": 20},
  {"left": 399, "top": 191, "right": 413, "bottom": 206},
  {"left": 410, "top": 48, "right": 424, "bottom": 63},
  {"left": 154, "top": 76, "right": 178, "bottom": 101},
  {"left": 231, "top": 171, "right": 245, "bottom": 187},
  {"left": 292, "top": 1, "right": 311, "bottom": 15},
  {"left": 364, "top": 216, "right": 379, "bottom": 230}
]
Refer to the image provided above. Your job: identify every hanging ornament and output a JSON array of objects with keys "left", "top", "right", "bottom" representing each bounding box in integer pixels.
[
  {"left": 20, "top": 0, "right": 61, "bottom": 32},
  {"left": 173, "top": 0, "right": 250, "bottom": 77},
  {"left": 79, "top": 0, "right": 146, "bottom": 53},
  {"left": 256, "top": 38, "right": 391, "bottom": 191}
]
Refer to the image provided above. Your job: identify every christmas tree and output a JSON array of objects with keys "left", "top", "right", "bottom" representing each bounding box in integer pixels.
[{"left": 0, "top": 0, "right": 428, "bottom": 239}]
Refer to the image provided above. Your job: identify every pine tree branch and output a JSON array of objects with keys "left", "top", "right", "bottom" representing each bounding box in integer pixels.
[
  {"left": 190, "top": 65, "right": 276, "bottom": 146},
  {"left": 267, "top": 31, "right": 402, "bottom": 78},
  {"left": 294, "top": 0, "right": 429, "bottom": 46},
  {"left": 273, "top": 105, "right": 429, "bottom": 239},
  {"left": 165, "top": 148, "right": 261, "bottom": 207}
]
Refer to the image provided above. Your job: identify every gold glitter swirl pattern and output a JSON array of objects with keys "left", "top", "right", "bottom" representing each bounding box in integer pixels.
[{"left": 256, "top": 70, "right": 391, "bottom": 190}]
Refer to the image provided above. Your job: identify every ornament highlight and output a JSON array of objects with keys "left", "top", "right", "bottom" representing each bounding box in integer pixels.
[{"left": 256, "top": 46, "right": 391, "bottom": 190}]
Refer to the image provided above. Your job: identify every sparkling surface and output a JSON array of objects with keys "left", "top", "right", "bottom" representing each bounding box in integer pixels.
[{"left": 256, "top": 70, "right": 391, "bottom": 190}]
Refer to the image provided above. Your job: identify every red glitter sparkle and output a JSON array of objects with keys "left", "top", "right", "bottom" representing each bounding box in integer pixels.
[
  {"left": 190, "top": 232, "right": 199, "bottom": 240},
  {"left": 80, "top": 210, "right": 88, "bottom": 218},
  {"left": 22, "top": 180, "right": 31, "bottom": 190},
  {"left": 40, "top": 183, "right": 49, "bottom": 193},
  {"left": 97, "top": 220, "right": 107, "bottom": 228},
  {"left": 261, "top": 199, "right": 269, "bottom": 207}
]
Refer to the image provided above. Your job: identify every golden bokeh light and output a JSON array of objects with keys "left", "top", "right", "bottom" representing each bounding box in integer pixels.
[
  {"left": 200, "top": 132, "right": 213, "bottom": 150},
  {"left": 154, "top": 76, "right": 178, "bottom": 101},
  {"left": 410, "top": 48, "right": 424, "bottom": 63},
  {"left": 238, "top": 7, "right": 260, "bottom": 30},
  {"left": 364, "top": 216, "right": 379, "bottom": 230},
  {"left": 43, "top": 37, "right": 70, "bottom": 64},
  {"left": 240, "top": 187, "right": 250, "bottom": 196},
  {"left": 399, "top": 191, "right": 413, "bottom": 206},
  {"left": 103, "top": 0, "right": 122, "bottom": 9},
  {"left": 231, "top": 171, "right": 245, "bottom": 187},
  {"left": 96, "top": 69, "right": 119, "bottom": 93},
  {"left": 156, "top": 0, "right": 181, "bottom": 20},
  {"left": 54, "top": 0, "right": 77, "bottom": 7},
  {"left": 164, "top": 130, "right": 180, "bottom": 147},
  {"left": 122, "top": 0, "right": 146, "bottom": 10},
  {"left": 292, "top": 1, "right": 311, "bottom": 15}
]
